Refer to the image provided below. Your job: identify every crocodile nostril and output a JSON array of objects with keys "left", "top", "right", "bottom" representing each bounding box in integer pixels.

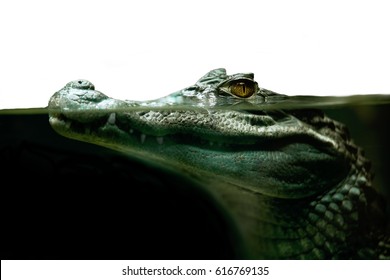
[{"left": 66, "top": 79, "right": 95, "bottom": 90}]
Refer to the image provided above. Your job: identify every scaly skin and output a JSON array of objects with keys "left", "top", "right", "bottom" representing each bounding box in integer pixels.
[{"left": 48, "top": 68, "right": 388, "bottom": 259}]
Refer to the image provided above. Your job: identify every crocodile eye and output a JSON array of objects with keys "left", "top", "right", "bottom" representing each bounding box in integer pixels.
[{"left": 229, "top": 80, "right": 257, "bottom": 98}]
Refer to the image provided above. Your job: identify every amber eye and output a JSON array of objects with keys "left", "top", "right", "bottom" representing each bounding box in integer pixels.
[{"left": 229, "top": 80, "right": 256, "bottom": 98}]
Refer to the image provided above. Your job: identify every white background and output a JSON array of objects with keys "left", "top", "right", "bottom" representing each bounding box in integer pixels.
[{"left": 0, "top": 0, "right": 389, "bottom": 109}]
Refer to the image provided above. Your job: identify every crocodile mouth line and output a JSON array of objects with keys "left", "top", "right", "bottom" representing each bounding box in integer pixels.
[
  {"left": 49, "top": 111, "right": 338, "bottom": 154},
  {"left": 50, "top": 112, "right": 247, "bottom": 149}
]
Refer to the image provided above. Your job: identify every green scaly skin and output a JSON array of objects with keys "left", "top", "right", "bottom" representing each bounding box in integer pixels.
[{"left": 48, "top": 68, "right": 388, "bottom": 259}]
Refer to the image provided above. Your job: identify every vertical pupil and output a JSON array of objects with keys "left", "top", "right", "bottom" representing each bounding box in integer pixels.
[{"left": 229, "top": 80, "right": 255, "bottom": 97}]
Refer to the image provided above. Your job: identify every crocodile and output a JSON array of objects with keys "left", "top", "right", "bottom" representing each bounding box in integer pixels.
[{"left": 48, "top": 68, "right": 389, "bottom": 259}]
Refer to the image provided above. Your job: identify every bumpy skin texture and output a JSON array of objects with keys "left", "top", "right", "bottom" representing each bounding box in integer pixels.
[{"left": 48, "top": 68, "right": 388, "bottom": 259}]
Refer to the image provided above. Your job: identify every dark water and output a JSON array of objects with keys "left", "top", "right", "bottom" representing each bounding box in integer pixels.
[{"left": 1, "top": 94, "right": 390, "bottom": 259}]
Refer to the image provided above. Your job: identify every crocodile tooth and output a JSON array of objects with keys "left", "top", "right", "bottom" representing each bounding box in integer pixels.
[
  {"left": 129, "top": 129, "right": 134, "bottom": 134},
  {"left": 156, "top": 137, "right": 164, "bottom": 145},
  {"left": 107, "top": 113, "right": 116, "bottom": 125},
  {"left": 140, "top": 134, "right": 146, "bottom": 144},
  {"left": 65, "top": 121, "right": 71, "bottom": 129}
]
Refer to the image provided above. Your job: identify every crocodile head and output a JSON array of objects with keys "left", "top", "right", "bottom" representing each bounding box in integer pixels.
[{"left": 48, "top": 68, "right": 387, "bottom": 259}]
